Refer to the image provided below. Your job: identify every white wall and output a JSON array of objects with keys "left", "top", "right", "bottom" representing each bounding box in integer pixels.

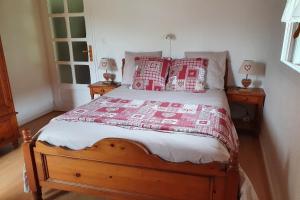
[
  {"left": 88, "top": 0, "right": 271, "bottom": 87},
  {"left": 260, "top": 2, "right": 300, "bottom": 200},
  {"left": 262, "top": 63, "right": 300, "bottom": 200},
  {"left": 0, "top": 0, "right": 54, "bottom": 125}
]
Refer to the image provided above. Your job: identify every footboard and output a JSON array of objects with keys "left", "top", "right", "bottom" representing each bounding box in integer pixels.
[{"left": 23, "top": 129, "right": 239, "bottom": 200}]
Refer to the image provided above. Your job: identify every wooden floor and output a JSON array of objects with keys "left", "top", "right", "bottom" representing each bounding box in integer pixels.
[{"left": 0, "top": 112, "right": 272, "bottom": 200}]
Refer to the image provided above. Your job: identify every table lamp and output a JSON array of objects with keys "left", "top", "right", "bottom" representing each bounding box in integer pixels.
[
  {"left": 99, "top": 58, "right": 117, "bottom": 83},
  {"left": 239, "top": 60, "right": 258, "bottom": 88}
]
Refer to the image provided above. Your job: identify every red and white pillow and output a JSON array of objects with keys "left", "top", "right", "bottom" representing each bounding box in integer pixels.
[
  {"left": 132, "top": 57, "right": 170, "bottom": 91},
  {"left": 166, "top": 58, "right": 208, "bottom": 92}
]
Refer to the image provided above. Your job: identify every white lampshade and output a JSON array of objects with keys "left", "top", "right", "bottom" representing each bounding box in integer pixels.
[
  {"left": 99, "top": 58, "right": 117, "bottom": 71},
  {"left": 239, "top": 60, "right": 258, "bottom": 75}
]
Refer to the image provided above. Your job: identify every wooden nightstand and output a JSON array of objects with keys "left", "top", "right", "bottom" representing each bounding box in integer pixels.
[
  {"left": 88, "top": 81, "right": 121, "bottom": 99},
  {"left": 226, "top": 87, "right": 265, "bottom": 136}
]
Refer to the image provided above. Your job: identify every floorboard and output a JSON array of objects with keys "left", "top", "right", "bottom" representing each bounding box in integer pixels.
[{"left": 0, "top": 111, "right": 271, "bottom": 200}]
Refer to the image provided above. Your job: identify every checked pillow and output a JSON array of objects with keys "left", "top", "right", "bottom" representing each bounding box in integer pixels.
[
  {"left": 132, "top": 57, "right": 170, "bottom": 91},
  {"left": 166, "top": 58, "right": 208, "bottom": 92}
]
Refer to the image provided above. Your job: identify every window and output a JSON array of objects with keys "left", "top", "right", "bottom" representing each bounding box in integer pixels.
[{"left": 281, "top": 0, "right": 300, "bottom": 72}]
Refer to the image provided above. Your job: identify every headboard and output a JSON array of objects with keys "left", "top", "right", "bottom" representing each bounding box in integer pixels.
[{"left": 121, "top": 58, "right": 229, "bottom": 90}]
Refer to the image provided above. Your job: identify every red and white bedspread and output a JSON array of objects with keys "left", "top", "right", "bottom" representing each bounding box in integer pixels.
[
  {"left": 56, "top": 96, "right": 238, "bottom": 153},
  {"left": 38, "top": 86, "right": 235, "bottom": 164}
]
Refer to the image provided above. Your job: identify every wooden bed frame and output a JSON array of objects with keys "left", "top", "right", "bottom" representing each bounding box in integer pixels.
[{"left": 23, "top": 59, "right": 239, "bottom": 200}]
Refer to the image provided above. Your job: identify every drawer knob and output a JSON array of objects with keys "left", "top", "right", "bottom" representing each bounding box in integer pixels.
[{"left": 75, "top": 172, "right": 81, "bottom": 177}]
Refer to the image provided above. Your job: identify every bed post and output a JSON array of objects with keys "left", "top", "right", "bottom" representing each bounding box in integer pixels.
[
  {"left": 225, "top": 151, "right": 239, "bottom": 200},
  {"left": 122, "top": 58, "right": 125, "bottom": 77},
  {"left": 22, "top": 129, "right": 42, "bottom": 200}
]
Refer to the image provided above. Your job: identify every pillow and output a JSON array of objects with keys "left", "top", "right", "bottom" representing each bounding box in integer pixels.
[
  {"left": 122, "top": 51, "right": 163, "bottom": 85},
  {"left": 166, "top": 58, "right": 208, "bottom": 92},
  {"left": 132, "top": 57, "right": 170, "bottom": 91},
  {"left": 185, "top": 51, "right": 227, "bottom": 89}
]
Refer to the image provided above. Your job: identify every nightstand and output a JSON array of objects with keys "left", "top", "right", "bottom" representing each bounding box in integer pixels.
[
  {"left": 88, "top": 81, "right": 121, "bottom": 99},
  {"left": 226, "top": 87, "right": 265, "bottom": 136}
]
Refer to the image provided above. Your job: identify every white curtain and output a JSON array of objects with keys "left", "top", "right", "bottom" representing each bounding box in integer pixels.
[{"left": 282, "top": 0, "right": 300, "bottom": 22}]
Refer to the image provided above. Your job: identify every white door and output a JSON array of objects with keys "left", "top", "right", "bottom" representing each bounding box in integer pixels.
[{"left": 43, "top": 0, "right": 99, "bottom": 111}]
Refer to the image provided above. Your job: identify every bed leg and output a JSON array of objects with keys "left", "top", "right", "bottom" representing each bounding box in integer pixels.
[
  {"left": 225, "top": 152, "right": 239, "bottom": 200},
  {"left": 22, "top": 129, "right": 42, "bottom": 200}
]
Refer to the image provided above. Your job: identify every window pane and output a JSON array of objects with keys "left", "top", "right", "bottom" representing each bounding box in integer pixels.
[
  {"left": 58, "top": 65, "right": 73, "bottom": 83},
  {"left": 75, "top": 65, "right": 90, "bottom": 84},
  {"left": 72, "top": 42, "right": 88, "bottom": 61},
  {"left": 48, "top": 0, "right": 64, "bottom": 14},
  {"left": 52, "top": 17, "right": 67, "bottom": 38},
  {"left": 70, "top": 17, "right": 86, "bottom": 38},
  {"left": 67, "top": 0, "right": 84, "bottom": 13},
  {"left": 56, "top": 42, "right": 70, "bottom": 61}
]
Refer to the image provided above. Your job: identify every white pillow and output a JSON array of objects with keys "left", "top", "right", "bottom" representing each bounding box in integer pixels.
[
  {"left": 122, "top": 51, "right": 163, "bottom": 85},
  {"left": 185, "top": 51, "right": 227, "bottom": 89}
]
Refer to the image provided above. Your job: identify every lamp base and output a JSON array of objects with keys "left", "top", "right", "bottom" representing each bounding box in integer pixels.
[
  {"left": 103, "top": 72, "right": 111, "bottom": 83},
  {"left": 241, "top": 79, "right": 252, "bottom": 88},
  {"left": 109, "top": 73, "right": 116, "bottom": 82}
]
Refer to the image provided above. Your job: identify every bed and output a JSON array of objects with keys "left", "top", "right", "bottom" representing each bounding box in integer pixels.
[{"left": 23, "top": 58, "right": 240, "bottom": 200}]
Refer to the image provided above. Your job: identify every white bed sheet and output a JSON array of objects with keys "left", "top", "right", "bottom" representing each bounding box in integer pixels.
[{"left": 38, "top": 86, "right": 232, "bottom": 164}]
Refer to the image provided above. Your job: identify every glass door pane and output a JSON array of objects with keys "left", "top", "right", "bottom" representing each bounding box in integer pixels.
[
  {"left": 72, "top": 41, "right": 88, "bottom": 61},
  {"left": 75, "top": 65, "right": 91, "bottom": 84},
  {"left": 55, "top": 42, "right": 70, "bottom": 61},
  {"left": 48, "top": 0, "right": 64, "bottom": 13},
  {"left": 67, "top": 0, "right": 84, "bottom": 13},
  {"left": 58, "top": 64, "right": 73, "bottom": 83},
  {"left": 52, "top": 17, "right": 67, "bottom": 38},
  {"left": 70, "top": 17, "right": 86, "bottom": 38}
]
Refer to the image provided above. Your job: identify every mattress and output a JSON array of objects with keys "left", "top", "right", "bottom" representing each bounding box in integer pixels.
[{"left": 38, "top": 86, "right": 235, "bottom": 164}]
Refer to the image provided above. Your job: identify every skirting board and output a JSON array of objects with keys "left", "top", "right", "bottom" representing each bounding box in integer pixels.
[{"left": 259, "top": 134, "right": 277, "bottom": 200}]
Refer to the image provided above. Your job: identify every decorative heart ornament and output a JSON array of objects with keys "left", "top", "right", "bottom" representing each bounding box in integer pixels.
[{"left": 244, "top": 64, "right": 252, "bottom": 71}]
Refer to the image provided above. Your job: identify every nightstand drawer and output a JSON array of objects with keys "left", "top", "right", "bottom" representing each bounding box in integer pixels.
[
  {"left": 92, "top": 87, "right": 113, "bottom": 95},
  {"left": 227, "top": 95, "right": 260, "bottom": 104}
]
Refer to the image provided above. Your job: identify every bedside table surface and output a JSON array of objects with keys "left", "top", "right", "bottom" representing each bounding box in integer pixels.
[
  {"left": 227, "top": 87, "right": 265, "bottom": 97},
  {"left": 89, "top": 81, "right": 121, "bottom": 88}
]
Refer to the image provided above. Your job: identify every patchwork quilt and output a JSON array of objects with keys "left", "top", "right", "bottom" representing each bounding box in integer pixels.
[{"left": 56, "top": 96, "right": 238, "bottom": 152}]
